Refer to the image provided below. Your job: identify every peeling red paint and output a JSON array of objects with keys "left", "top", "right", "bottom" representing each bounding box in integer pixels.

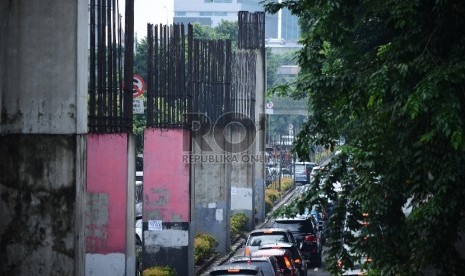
[
  {"left": 143, "top": 129, "right": 190, "bottom": 222},
  {"left": 86, "top": 134, "right": 128, "bottom": 254}
]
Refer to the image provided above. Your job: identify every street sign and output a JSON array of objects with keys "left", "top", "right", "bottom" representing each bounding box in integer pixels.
[
  {"left": 132, "top": 74, "right": 145, "bottom": 98},
  {"left": 265, "top": 101, "right": 274, "bottom": 114},
  {"left": 133, "top": 98, "right": 144, "bottom": 114}
]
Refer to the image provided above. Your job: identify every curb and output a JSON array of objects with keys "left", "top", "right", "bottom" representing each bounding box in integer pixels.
[{"left": 195, "top": 237, "right": 245, "bottom": 276}]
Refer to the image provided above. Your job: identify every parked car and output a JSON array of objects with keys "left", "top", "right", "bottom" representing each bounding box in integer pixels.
[
  {"left": 258, "top": 242, "right": 307, "bottom": 276},
  {"left": 251, "top": 248, "right": 299, "bottom": 276},
  {"left": 229, "top": 255, "right": 283, "bottom": 276},
  {"left": 135, "top": 215, "right": 142, "bottom": 242},
  {"left": 309, "top": 166, "right": 320, "bottom": 183},
  {"left": 271, "top": 216, "right": 322, "bottom": 267},
  {"left": 135, "top": 215, "right": 143, "bottom": 276},
  {"left": 244, "top": 228, "right": 297, "bottom": 257},
  {"left": 209, "top": 264, "right": 265, "bottom": 275},
  {"left": 293, "top": 162, "right": 317, "bottom": 185}
]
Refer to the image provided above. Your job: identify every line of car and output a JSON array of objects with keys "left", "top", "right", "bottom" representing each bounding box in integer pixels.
[{"left": 209, "top": 211, "right": 327, "bottom": 276}]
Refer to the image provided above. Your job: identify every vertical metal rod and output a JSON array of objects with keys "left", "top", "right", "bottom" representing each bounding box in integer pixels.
[
  {"left": 147, "top": 24, "right": 154, "bottom": 126},
  {"left": 123, "top": 0, "right": 134, "bottom": 132},
  {"left": 118, "top": 10, "right": 123, "bottom": 129},
  {"left": 89, "top": 0, "right": 96, "bottom": 131},
  {"left": 187, "top": 24, "right": 193, "bottom": 125},
  {"left": 111, "top": 0, "right": 118, "bottom": 130},
  {"left": 154, "top": 24, "right": 159, "bottom": 126},
  {"left": 107, "top": 0, "right": 113, "bottom": 130},
  {"left": 102, "top": 0, "right": 108, "bottom": 130}
]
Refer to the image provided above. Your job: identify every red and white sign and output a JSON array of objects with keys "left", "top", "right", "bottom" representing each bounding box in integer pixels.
[{"left": 132, "top": 74, "right": 145, "bottom": 98}]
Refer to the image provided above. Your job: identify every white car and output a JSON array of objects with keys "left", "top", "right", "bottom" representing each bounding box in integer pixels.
[{"left": 135, "top": 216, "right": 142, "bottom": 243}]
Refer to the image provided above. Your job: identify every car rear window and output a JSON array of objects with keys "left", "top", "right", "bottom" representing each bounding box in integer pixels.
[
  {"left": 230, "top": 261, "right": 274, "bottom": 275},
  {"left": 272, "top": 221, "right": 315, "bottom": 239},
  {"left": 247, "top": 233, "right": 289, "bottom": 246},
  {"left": 210, "top": 272, "right": 260, "bottom": 276}
]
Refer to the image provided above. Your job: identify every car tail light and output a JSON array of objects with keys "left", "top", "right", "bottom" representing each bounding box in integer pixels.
[
  {"left": 294, "top": 258, "right": 301, "bottom": 264},
  {"left": 284, "top": 256, "right": 292, "bottom": 269},
  {"left": 228, "top": 269, "right": 240, "bottom": 272},
  {"left": 305, "top": 234, "right": 317, "bottom": 242},
  {"left": 244, "top": 247, "right": 250, "bottom": 256}
]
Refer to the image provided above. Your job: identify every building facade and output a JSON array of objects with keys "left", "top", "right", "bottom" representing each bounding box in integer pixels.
[{"left": 173, "top": 0, "right": 300, "bottom": 43}]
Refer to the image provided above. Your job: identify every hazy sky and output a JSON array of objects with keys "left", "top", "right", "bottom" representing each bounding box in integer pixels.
[{"left": 132, "top": 0, "right": 174, "bottom": 39}]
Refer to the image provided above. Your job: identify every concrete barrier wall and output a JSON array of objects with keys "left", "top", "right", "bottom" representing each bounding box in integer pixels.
[
  {"left": 192, "top": 127, "right": 231, "bottom": 253},
  {"left": 0, "top": 1, "right": 88, "bottom": 274},
  {"left": 142, "top": 128, "right": 192, "bottom": 275},
  {"left": 86, "top": 133, "right": 132, "bottom": 275}
]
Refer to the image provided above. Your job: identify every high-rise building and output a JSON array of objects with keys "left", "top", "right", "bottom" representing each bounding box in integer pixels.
[{"left": 173, "top": 0, "right": 300, "bottom": 43}]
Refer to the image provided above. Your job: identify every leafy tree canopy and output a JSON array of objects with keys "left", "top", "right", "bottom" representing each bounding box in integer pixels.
[{"left": 263, "top": 0, "right": 465, "bottom": 274}]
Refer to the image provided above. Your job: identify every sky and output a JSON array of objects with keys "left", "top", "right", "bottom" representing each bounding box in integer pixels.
[{"left": 125, "top": 0, "right": 174, "bottom": 40}]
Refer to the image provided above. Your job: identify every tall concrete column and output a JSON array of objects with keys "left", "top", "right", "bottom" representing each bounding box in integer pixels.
[
  {"left": 192, "top": 127, "right": 231, "bottom": 253},
  {"left": 85, "top": 133, "right": 136, "bottom": 276},
  {"left": 230, "top": 121, "right": 256, "bottom": 230},
  {"left": 254, "top": 48, "right": 266, "bottom": 222},
  {"left": 142, "top": 129, "right": 193, "bottom": 275},
  {"left": 0, "top": 1, "right": 88, "bottom": 275}
]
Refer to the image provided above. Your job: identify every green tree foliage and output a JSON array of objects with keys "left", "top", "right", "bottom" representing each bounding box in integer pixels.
[
  {"left": 263, "top": 0, "right": 465, "bottom": 274},
  {"left": 215, "top": 20, "right": 238, "bottom": 42},
  {"left": 266, "top": 50, "right": 298, "bottom": 90}
]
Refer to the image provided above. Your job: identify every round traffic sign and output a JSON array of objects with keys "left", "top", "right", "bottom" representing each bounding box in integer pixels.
[{"left": 132, "top": 74, "right": 145, "bottom": 98}]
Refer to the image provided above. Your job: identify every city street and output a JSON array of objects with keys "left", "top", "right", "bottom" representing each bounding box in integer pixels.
[{"left": 200, "top": 186, "right": 331, "bottom": 276}]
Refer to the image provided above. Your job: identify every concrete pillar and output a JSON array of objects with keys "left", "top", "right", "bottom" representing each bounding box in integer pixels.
[
  {"left": 0, "top": 0, "right": 88, "bottom": 275},
  {"left": 230, "top": 123, "right": 255, "bottom": 230},
  {"left": 85, "top": 133, "right": 136, "bottom": 276},
  {"left": 254, "top": 48, "right": 266, "bottom": 222},
  {"left": 192, "top": 127, "right": 231, "bottom": 253},
  {"left": 142, "top": 129, "right": 193, "bottom": 275}
]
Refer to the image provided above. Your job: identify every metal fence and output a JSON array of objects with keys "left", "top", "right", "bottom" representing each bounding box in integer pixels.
[
  {"left": 191, "top": 34, "right": 233, "bottom": 126},
  {"left": 88, "top": 0, "right": 134, "bottom": 133},
  {"left": 146, "top": 24, "right": 233, "bottom": 128},
  {"left": 238, "top": 11, "right": 265, "bottom": 50},
  {"left": 146, "top": 23, "right": 190, "bottom": 128},
  {"left": 145, "top": 11, "right": 264, "bottom": 129}
]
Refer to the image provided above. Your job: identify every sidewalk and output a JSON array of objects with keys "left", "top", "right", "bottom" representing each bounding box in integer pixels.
[{"left": 196, "top": 187, "right": 297, "bottom": 276}]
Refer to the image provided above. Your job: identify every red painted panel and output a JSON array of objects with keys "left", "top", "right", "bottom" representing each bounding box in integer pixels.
[
  {"left": 86, "top": 133, "right": 128, "bottom": 254},
  {"left": 143, "top": 129, "right": 190, "bottom": 222}
]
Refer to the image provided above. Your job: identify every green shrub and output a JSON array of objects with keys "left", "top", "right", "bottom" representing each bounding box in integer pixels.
[
  {"left": 280, "top": 177, "right": 294, "bottom": 191},
  {"left": 142, "top": 266, "right": 176, "bottom": 276},
  {"left": 194, "top": 232, "right": 218, "bottom": 265},
  {"left": 265, "top": 188, "right": 280, "bottom": 213},
  {"left": 230, "top": 213, "right": 248, "bottom": 239}
]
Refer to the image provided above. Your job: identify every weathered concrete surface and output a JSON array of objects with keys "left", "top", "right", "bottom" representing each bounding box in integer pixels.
[
  {"left": 0, "top": 134, "right": 86, "bottom": 275},
  {"left": 143, "top": 129, "right": 192, "bottom": 275},
  {"left": 86, "top": 133, "right": 135, "bottom": 276},
  {"left": 192, "top": 127, "right": 231, "bottom": 253},
  {"left": 0, "top": 0, "right": 88, "bottom": 135},
  {"left": 1, "top": 1, "right": 88, "bottom": 275},
  {"left": 229, "top": 126, "right": 255, "bottom": 230},
  {"left": 254, "top": 48, "right": 266, "bottom": 223}
]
